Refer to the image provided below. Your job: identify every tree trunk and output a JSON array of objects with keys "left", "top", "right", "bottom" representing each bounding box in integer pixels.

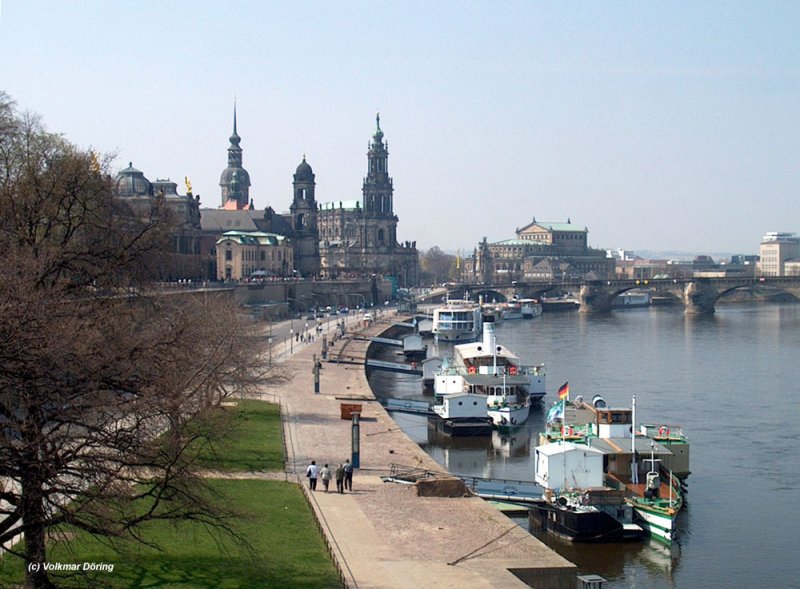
[{"left": 22, "top": 465, "right": 54, "bottom": 589}]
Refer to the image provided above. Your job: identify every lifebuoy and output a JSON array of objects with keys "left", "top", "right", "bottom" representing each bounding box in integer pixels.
[
  {"left": 562, "top": 426, "right": 574, "bottom": 436},
  {"left": 658, "top": 425, "right": 670, "bottom": 437},
  {"left": 509, "top": 366, "right": 518, "bottom": 375},
  {"left": 467, "top": 366, "right": 477, "bottom": 375}
]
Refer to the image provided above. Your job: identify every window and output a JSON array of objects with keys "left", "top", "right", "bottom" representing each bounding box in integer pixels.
[{"left": 225, "top": 250, "right": 232, "bottom": 261}]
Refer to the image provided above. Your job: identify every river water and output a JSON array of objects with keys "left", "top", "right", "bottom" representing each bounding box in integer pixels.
[{"left": 367, "top": 304, "right": 800, "bottom": 589}]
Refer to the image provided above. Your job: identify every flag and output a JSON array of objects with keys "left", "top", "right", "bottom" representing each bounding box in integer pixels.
[
  {"left": 546, "top": 402, "right": 564, "bottom": 423},
  {"left": 558, "top": 382, "right": 569, "bottom": 400}
]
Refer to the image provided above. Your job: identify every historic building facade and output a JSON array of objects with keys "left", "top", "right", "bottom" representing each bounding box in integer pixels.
[
  {"left": 471, "top": 219, "right": 614, "bottom": 283},
  {"left": 199, "top": 111, "right": 418, "bottom": 286},
  {"left": 316, "top": 115, "right": 418, "bottom": 286},
  {"left": 114, "top": 163, "right": 202, "bottom": 278},
  {"left": 215, "top": 231, "right": 293, "bottom": 280}
]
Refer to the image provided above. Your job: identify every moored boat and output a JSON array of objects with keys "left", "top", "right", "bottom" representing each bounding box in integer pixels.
[
  {"left": 430, "top": 392, "right": 493, "bottom": 437},
  {"left": 539, "top": 393, "right": 688, "bottom": 545},
  {"left": 434, "top": 320, "right": 546, "bottom": 429},
  {"left": 519, "top": 298, "right": 543, "bottom": 319},
  {"left": 431, "top": 298, "right": 483, "bottom": 342},
  {"left": 531, "top": 441, "right": 644, "bottom": 542}
]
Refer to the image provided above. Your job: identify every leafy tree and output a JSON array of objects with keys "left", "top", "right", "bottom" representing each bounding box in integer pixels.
[{"left": 0, "top": 94, "right": 261, "bottom": 588}]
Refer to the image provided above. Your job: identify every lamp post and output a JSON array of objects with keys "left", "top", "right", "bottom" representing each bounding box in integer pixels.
[{"left": 290, "top": 329, "right": 294, "bottom": 354}]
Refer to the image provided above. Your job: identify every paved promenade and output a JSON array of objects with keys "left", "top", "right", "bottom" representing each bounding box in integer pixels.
[{"left": 261, "top": 312, "right": 577, "bottom": 589}]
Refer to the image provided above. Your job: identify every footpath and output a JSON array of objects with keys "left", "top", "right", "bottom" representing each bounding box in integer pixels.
[{"left": 260, "top": 311, "right": 577, "bottom": 589}]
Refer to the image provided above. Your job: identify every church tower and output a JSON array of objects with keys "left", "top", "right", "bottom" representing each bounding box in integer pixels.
[
  {"left": 290, "top": 156, "right": 320, "bottom": 276},
  {"left": 219, "top": 102, "right": 252, "bottom": 210},
  {"left": 362, "top": 113, "right": 393, "bottom": 217}
]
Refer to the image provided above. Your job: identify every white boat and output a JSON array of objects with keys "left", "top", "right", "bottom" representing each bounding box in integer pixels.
[
  {"left": 431, "top": 298, "right": 483, "bottom": 342},
  {"left": 430, "top": 392, "right": 493, "bottom": 436},
  {"left": 519, "top": 298, "right": 543, "bottom": 319},
  {"left": 434, "top": 321, "right": 546, "bottom": 428}
]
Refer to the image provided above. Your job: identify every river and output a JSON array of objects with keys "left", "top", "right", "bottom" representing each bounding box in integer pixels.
[{"left": 367, "top": 303, "right": 800, "bottom": 589}]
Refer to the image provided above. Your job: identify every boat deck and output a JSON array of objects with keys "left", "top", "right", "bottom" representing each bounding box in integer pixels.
[{"left": 606, "top": 472, "right": 676, "bottom": 503}]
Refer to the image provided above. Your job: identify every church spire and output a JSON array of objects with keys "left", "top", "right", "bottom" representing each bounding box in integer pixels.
[
  {"left": 229, "top": 99, "right": 241, "bottom": 147},
  {"left": 219, "top": 100, "right": 251, "bottom": 209}
]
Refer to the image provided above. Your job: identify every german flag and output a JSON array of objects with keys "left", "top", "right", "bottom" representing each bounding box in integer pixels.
[{"left": 557, "top": 382, "right": 569, "bottom": 400}]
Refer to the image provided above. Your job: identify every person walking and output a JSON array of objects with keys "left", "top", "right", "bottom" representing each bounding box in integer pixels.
[
  {"left": 320, "top": 464, "right": 332, "bottom": 492},
  {"left": 343, "top": 459, "right": 353, "bottom": 492},
  {"left": 335, "top": 463, "right": 345, "bottom": 493},
  {"left": 306, "top": 460, "right": 318, "bottom": 491}
]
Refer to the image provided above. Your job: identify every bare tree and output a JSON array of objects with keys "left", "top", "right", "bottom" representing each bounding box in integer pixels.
[
  {"left": 419, "top": 246, "right": 457, "bottom": 285},
  {"left": 0, "top": 94, "right": 262, "bottom": 588}
]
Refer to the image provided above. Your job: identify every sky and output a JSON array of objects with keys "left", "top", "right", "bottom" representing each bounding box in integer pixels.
[{"left": 1, "top": 1, "right": 799, "bottom": 257}]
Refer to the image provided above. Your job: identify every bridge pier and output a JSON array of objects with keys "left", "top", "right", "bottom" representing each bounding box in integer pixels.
[
  {"left": 683, "top": 281, "right": 718, "bottom": 315},
  {"left": 578, "top": 283, "right": 614, "bottom": 313}
]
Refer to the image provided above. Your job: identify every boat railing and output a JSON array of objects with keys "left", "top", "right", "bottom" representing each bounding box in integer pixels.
[{"left": 435, "top": 365, "right": 545, "bottom": 378}]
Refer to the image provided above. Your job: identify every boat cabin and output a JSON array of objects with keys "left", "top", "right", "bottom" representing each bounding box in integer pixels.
[{"left": 535, "top": 441, "right": 605, "bottom": 490}]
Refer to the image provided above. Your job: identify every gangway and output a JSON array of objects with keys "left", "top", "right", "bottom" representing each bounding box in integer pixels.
[
  {"left": 370, "top": 336, "right": 403, "bottom": 346},
  {"left": 366, "top": 359, "right": 423, "bottom": 375},
  {"left": 383, "top": 463, "right": 542, "bottom": 503},
  {"left": 381, "top": 398, "right": 434, "bottom": 416}
]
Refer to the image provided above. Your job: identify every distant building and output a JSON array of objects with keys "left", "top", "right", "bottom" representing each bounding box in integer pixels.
[
  {"left": 757, "top": 232, "right": 800, "bottom": 276},
  {"left": 199, "top": 111, "right": 418, "bottom": 286},
  {"left": 114, "top": 163, "right": 202, "bottom": 278},
  {"left": 215, "top": 231, "right": 293, "bottom": 280},
  {"left": 316, "top": 115, "right": 418, "bottom": 286},
  {"left": 471, "top": 218, "right": 614, "bottom": 283}
]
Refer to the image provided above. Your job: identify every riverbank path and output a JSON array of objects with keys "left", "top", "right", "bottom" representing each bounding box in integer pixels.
[{"left": 259, "top": 310, "right": 577, "bottom": 589}]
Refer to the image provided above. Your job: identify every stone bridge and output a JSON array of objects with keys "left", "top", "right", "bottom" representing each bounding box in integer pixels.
[{"left": 434, "top": 277, "right": 800, "bottom": 315}]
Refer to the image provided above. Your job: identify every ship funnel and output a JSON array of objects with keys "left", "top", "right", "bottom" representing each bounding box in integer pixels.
[
  {"left": 592, "top": 395, "right": 606, "bottom": 408},
  {"left": 482, "top": 321, "right": 496, "bottom": 352}
]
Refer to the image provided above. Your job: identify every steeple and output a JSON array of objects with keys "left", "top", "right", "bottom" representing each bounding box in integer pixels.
[
  {"left": 363, "top": 113, "right": 393, "bottom": 215},
  {"left": 219, "top": 100, "right": 251, "bottom": 209}
]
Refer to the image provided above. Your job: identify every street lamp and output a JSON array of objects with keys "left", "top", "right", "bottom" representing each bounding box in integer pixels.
[{"left": 290, "top": 329, "right": 294, "bottom": 353}]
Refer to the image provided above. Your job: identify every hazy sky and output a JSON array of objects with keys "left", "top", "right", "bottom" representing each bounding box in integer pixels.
[{"left": 2, "top": 1, "right": 798, "bottom": 256}]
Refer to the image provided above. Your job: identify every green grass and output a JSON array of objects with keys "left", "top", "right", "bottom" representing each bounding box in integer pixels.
[
  {"left": 0, "top": 480, "right": 341, "bottom": 588},
  {"left": 192, "top": 399, "right": 284, "bottom": 472},
  {"left": 1, "top": 400, "right": 343, "bottom": 588}
]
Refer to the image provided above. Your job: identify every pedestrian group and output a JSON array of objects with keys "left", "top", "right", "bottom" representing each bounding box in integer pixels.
[{"left": 306, "top": 458, "right": 354, "bottom": 493}]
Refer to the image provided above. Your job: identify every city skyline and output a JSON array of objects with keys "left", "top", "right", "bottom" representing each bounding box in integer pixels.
[{"left": 2, "top": 2, "right": 798, "bottom": 256}]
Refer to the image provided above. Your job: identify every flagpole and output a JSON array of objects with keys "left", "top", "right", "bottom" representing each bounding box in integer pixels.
[{"left": 631, "top": 394, "right": 638, "bottom": 484}]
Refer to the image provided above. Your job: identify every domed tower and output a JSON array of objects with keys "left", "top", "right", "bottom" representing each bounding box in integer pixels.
[
  {"left": 219, "top": 102, "right": 251, "bottom": 209},
  {"left": 115, "top": 162, "right": 153, "bottom": 196},
  {"left": 290, "top": 156, "right": 320, "bottom": 277}
]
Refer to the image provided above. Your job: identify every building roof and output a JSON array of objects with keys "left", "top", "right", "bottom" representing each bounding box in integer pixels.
[
  {"left": 115, "top": 162, "right": 152, "bottom": 196},
  {"left": 216, "top": 230, "right": 288, "bottom": 246},
  {"left": 294, "top": 157, "right": 314, "bottom": 182},
  {"left": 200, "top": 209, "right": 263, "bottom": 232},
  {"left": 518, "top": 220, "right": 586, "bottom": 233}
]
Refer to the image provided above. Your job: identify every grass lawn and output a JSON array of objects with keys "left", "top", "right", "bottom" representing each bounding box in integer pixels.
[
  {"left": 1, "top": 400, "right": 343, "bottom": 588},
  {"left": 0, "top": 480, "right": 341, "bottom": 588},
  {"left": 193, "top": 399, "right": 285, "bottom": 472}
]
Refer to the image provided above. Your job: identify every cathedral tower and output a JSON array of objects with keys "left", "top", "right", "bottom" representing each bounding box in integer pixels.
[
  {"left": 219, "top": 102, "right": 252, "bottom": 210},
  {"left": 362, "top": 113, "right": 393, "bottom": 217}
]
